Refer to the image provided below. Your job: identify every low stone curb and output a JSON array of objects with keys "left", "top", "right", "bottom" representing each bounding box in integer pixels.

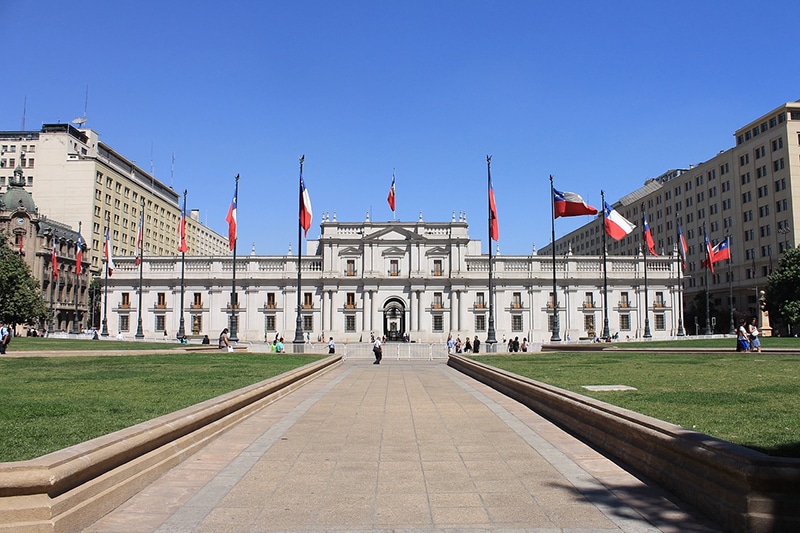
[
  {"left": 0, "top": 355, "right": 342, "bottom": 532},
  {"left": 448, "top": 354, "right": 800, "bottom": 533}
]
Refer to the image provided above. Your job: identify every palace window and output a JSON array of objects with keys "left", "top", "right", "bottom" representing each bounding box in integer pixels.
[
  {"left": 511, "top": 315, "right": 523, "bottom": 332},
  {"left": 475, "top": 292, "right": 485, "bottom": 308},
  {"left": 303, "top": 315, "right": 313, "bottom": 332},
  {"left": 119, "top": 315, "right": 129, "bottom": 332},
  {"left": 389, "top": 259, "right": 399, "bottom": 276},
  {"left": 121, "top": 292, "right": 130, "bottom": 308},
  {"left": 345, "top": 315, "right": 356, "bottom": 332},
  {"left": 433, "top": 292, "right": 443, "bottom": 309},
  {"left": 265, "top": 315, "right": 276, "bottom": 332},
  {"left": 157, "top": 292, "right": 166, "bottom": 308},
  {"left": 346, "top": 259, "right": 356, "bottom": 276},
  {"left": 475, "top": 314, "right": 486, "bottom": 332},
  {"left": 619, "top": 314, "right": 631, "bottom": 331},
  {"left": 512, "top": 292, "right": 522, "bottom": 308},
  {"left": 432, "top": 315, "right": 444, "bottom": 333},
  {"left": 346, "top": 292, "right": 356, "bottom": 309},
  {"left": 433, "top": 259, "right": 443, "bottom": 276},
  {"left": 266, "top": 292, "right": 276, "bottom": 308},
  {"left": 304, "top": 292, "right": 313, "bottom": 308}
]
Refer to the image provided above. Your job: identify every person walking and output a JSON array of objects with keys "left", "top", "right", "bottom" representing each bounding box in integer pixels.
[
  {"left": 0, "top": 321, "right": 10, "bottom": 355},
  {"left": 372, "top": 336, "right": 382, "bottom": 364},
  {"left": 748, "top": 318, "right": 762, "bottom": 353},
  {"left": 218, "top": 328, "right": 231, "bottom": 351},
  {"left": 736, "top": 321, "right": 750, "bottom": 352},
  {"left": 473, "top": 335, "right": 480, "bottom": 354},
  {"left": 328, "top": 337, "right": 336, "bottom": 354}
]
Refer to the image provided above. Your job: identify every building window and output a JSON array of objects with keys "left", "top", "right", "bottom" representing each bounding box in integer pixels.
[
  {"left": 389, "top": 259, "right": 399, "bottom": 276},
  {"left": 346, "top": 259, "right": 356, "bottom": 276},
  {"left": 475, "top": 292, "right": 485, "bottom": 309},
  {"left": 654, "top": 291, "right": 665, "bottom": 307},
  {"left": 191, "top": 314, "right": 202, "bottom": 335},
  {"left": 511, "top": 315, "right": 523, "bottom": 332},
  {"left": 303, "top": 315, "right": 313, "bottom": 332},
  {"left": 584, "top": 314, "right": 595, "bottom": 334},
  {"left": 433, "top": 292, "right": 443, "bottom": 309},
  {"left": 433, "top": 259, "right": 443, "bottom": 276},
  {"left": 619, "top": 314, "right": 631, "bottom": 331},
  {"left": 654, "top": 314, "right": 666, "bottom": 331},
  {"left": 346, "top": 292, "right": 356, "bottom": 309},
  {"left": 475, "top": 314, "right": 486, "bottom": 332},
  {"left": 433, "top": 315, "right": 444, "bottom": 332},
  {"left": 155, "top": 315, "right": 166, "bottom": 331},
  {"left": 584, "top": 292, "right": 594, "bottom": 307},
  {"left": 157, "top": 292, "right": 166, "bottom": 308},
  {"left": 121, "top": 292, "right": 130, "bottom": 308},
  {"left": 303, "top": 292, "right": 313, "bottom": 308},
  {"left": 512, "top": 292, "right": 522, "bottom": 308},
  {"left": 345, "top": 315, "right": 356, "bottom": 332},
  {"left": 620, "top": 292, "right": 629, "bottom": 308},
  {"left": 266, "top": 315, "right": 276, "bottom": 332},
  {"left": 119, "top": 315, "right": 129, "bottom": 332},
  {"left": 266, "top": 292, "right": 276, "bottom": 309}
]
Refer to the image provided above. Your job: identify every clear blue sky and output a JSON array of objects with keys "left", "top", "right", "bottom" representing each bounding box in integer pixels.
[{"left": 3, "top": 1, "right": 799, "bottom": 255}]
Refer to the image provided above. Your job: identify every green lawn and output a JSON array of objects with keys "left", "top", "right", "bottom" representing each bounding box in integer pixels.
[
  {"left": 5, "top": 336, "right": 185, "bottom": 351},
  {"left": 0, "top": 352, "right": 321, "bottom": 462},
  {"left": 471, "top": 351, "right": 800, "bottom": 457}
]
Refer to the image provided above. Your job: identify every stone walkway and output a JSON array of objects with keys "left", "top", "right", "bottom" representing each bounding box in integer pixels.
[{"left": 85, "top": 359, "right": 719, "bottom": 532}]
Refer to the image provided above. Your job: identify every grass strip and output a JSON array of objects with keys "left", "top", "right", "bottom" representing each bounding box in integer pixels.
[
  {"left": 0, "top": 352, "right": 320, "bottom": 462},
  {"left": 471, "top": 351, "right": 800, "bottom": 458}
]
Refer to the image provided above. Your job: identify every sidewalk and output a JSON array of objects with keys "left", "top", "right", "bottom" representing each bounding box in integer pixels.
[{"left": 85, "top": 359, "right": 718, "bottom": 532}]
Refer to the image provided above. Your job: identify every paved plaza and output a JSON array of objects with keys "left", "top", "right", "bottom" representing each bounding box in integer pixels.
[{"left": 85, "top": 359, "right": 718, "bottom": 532}]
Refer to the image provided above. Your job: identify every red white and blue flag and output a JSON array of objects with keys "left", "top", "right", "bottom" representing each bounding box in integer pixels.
[
  {"left": 75, "top": 233, "right": 84, "bottom": 276},
  {"left": 677, "top": 223, "right": 688, "bottom": 270},
  {"left": 177, "top": 208, "right": 188, "bottom": 253},
  {"left": 51, "top": 239, "right": 58, "bottom": 280},
  {"left": 712, "top": 237, "right": 731, "bottom": 263},
  {"left": 135, "top": 212, "right": 144, "bottom": 265},
  {"left": 387, "top": 173, "right": 396, "bottom": 212},
  {"left": 226, "top": 188, "right": 237, "bottom": 250},
  {"left": 300, "top": 175, "right": 313, "bottom": 237},
  {"left": 104, "top": 227, "right": 115, "bottom": 276},
  {"left": 643, "top": 212, "right": 657, "bottom": 255},
  {"left": 703, "top": 231, "right": 714, "bottom": 273},
  {"left": 489, "top": 179, "right": 499, "bottom": 241},
  {"left": 603, "top": 202, "right": 635, "bottom": 240},
  {"left": 553, "top": 189, "right": 597, "bottom": 218}
]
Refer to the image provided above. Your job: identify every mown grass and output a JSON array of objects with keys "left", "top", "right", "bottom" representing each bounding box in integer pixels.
[
  {"left": 0, "top": 352, "right": 321, "bottom": 462},
  {"left": 620, "top": 336, "right": 800, "bottom": 349},
  {"left": 471, "top": 351, "right": 800, "bottom": 457},
  {"left": 6, "top": 337, "right": 183, "bottom": 351}
]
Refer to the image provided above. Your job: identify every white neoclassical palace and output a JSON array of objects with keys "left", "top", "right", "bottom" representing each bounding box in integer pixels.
[{"left": 104, "top": 217, "right": 682, "bottom": 343}]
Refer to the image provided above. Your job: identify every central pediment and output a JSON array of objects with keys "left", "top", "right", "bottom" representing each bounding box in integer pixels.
[{"left": 364, "top": 226, "right": 425, "bottom": 243}]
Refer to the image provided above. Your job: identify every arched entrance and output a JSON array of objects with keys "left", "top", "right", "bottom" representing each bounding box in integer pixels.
[{"left": 382, "top": 298, "right": 406, "bottom": 342}]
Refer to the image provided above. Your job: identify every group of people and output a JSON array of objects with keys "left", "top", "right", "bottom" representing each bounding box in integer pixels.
[
  {"left": 446, "top": 334, "right": 482, "bottom": 354},
  {"left": 736, "top": 318, "right": 762, "bottom": 353}
]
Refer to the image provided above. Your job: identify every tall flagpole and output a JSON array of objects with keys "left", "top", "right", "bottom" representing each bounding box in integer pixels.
[
  {"left": 72, "top": 221, "right": 82, "bottom": 334},
  {"left": 549, "top": 175, "right": 561, "bottom": 342},
  {"left": 676, "top": 222, "right": 685, "bottom": 337},
  {"left": 728, "top": 234, "right": 735, "bottom": 334},
  {"left": 293, "top": 156, "right": 306, "bottom": 350},
  {"left": 101, "top": 213, "right": 110, "bottom": 337},
  {"left": 703, "top": 222, "right": 711, "bottom": 335},
  {"left": 177, "top": 189, "right": 187, "bottom": 341},
  {"left": 229, "top": 175, "right": 239, "bottom": 342},
  {"left": 601, "top": 191, "right": 610, "bottom": 339},
  {"left": 135, "top": 198, "right": 145, "bottom": 339},
  {"left": 641, "top": 202, "right": 652, "bottom": 339},
  {"left": 486, "top": 156, "right": 497, "bottom": 352}
]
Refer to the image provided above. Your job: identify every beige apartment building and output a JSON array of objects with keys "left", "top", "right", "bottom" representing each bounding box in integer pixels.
[
  {"left": 0, "top": 124, "right": 228, "bottom": 273},
  {"left": 541, "top": 101, "right": 800, "bottom": 332}
]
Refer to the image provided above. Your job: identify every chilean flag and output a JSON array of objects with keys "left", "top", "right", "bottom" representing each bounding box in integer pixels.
[
  {"left": 489, "top": 179, "right": 499, "bottom": 241},
  {"left": 677, "top": 223, "right": 688, "bottom": 270},
  {"left": 75, "top": 233, "right": 84, "bottom": 276},
  {"left": 387, "top": 173, "right": 396, "bottom": 212},
  {"left": 703, "top": 231, "right": 714, "bottom": 273},
  {"left": 177, "top": 209, "right": 188, "bottom": 253},
  {"left": 603, "top": 202, "right": 635, "bottom": 240},
  {"left": 553, "top": 189, "right": 597, "bottom": 218},
  {"left": 226, "top": 188, "right": 237, "bottom": 250},
  {"left": 712, "top": 237, "right": 731, "bottom": 263},
  {"left": 51, "top": 239, "right": 58, "bottom": 280},
  {"left": 300, "top": 175, "right": 313, "bottom": 237},
  {"left": 104, "top": 227, "right": 115, "bottom": 276},
  {"left": 643, "top": 212, "right": 657, "bottom": 255}
]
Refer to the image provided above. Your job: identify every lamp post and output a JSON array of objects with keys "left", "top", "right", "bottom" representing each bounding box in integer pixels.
[
  {"left": 135, "top": 198, "right": 145, "bottom": 339},
  {"left": 176, "top": 189, "right": 187, "bottom": 341}
]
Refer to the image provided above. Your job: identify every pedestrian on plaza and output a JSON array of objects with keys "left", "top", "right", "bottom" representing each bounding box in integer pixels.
[
  {"left": 446, "top": 334, "right": 455, "bottom": 354},
  {"left": 219, "top": 328, "right": 231, "bottom": 351},
  {"left": 455, "top": 337, "right": 462, "bottom": 353},
  {"left": 749, "top": 317, "right": 762, "bottom": 353},
  {"left": 201, "top": 335, "right": 210, "bottom": 345},
  {"left": 473, "top": 335, "right": 480, "bottom": 354},
  {"left": 276, "top": 337, "right": 285, "bottom": 353},
  {"left": 464, "top": 337, "right": 472, "bottom": 353},
  {"left": 521, "top": 338, "right": 529, "bottom": 352},
  {"left": 736, "top": 321, "right": 750, "bottom": 352},
  {"left": 373, "top": 336, "right": 382, "bottom": 364},
  {"left": 512, "top": 336, "right": 520, "bottom": 352},
  {"left": 0, "top": 321, "right": 10, "bottom": 355},
  {"left": 328, "top": 336, "right": 336, "bottom": 354}
]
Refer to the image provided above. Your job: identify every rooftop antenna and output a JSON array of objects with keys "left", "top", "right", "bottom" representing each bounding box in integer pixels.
[
  {"left": 21, "top": 95, "right": 26, "bottom": 130},
  {"left": 71, "top": 85, "right": 89, "bottom": 128}
]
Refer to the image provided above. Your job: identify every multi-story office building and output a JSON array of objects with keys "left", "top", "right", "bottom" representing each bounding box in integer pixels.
[
  {"left": 104, "top": 217, "right": 680, "bottom": 343},
  {"left": 541, "top": 101, "right": 800, "bottom": 331},
  {"left": 0, "top": 124, "right": 229, "bottom": 273}
]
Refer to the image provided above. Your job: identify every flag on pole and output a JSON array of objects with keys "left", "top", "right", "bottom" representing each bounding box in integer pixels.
[
  {"left": 51, "top": 239, "right": 58, "bottom": 280},
  {"left": 703, "top": 231, "right": 714, "bottom": 273},
  {"left": 177, "top": 208, "right": 188, "bottom": 253},
  {"left": 553, "top": 188, "right": 597, "bottom": 218},
  {"left": 387, "top": 173, "right": 396, "bottom": 212},
  {"left": 104, "top": 227, "right": 115, "bottom": 276},
  {"left": 677, "top": 223, "right": 688, "bottom": 270},
  {"left": 643, "top": 212, "right": 657, "bottom": 255},
  {"left": 75, "top": 233, "right": 84, "bottom": 276},
  {"left": 489, "top": 179, "right": 499, "bottom": 241},
  {"left": 300, "top": 175, "right": 313, "bottom": 237},
  {"left": 135, "top": 212, "right": 144, "bottom": 266},
  {"left": 603, "top": 202, "right": 636, "bottom": 240},
  {"left": 226, "top": 187, "right": 237, "bottom": 250},
  {"left": 702, "top": 237, "right": 731, "bottom": 270}
]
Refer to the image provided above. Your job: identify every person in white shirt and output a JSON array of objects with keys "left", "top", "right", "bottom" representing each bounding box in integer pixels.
[
  {"left": 749, "top": 318, "right": 762, "bottom": 353},
  {"left": 373, "top": 337, "right": 382, "bottom": 364}
]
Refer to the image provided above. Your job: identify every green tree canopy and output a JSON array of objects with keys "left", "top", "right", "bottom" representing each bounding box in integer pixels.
[
  {"left": 0, "top": 234, "right": 49, "bottom": 327},
  {"left": 765, "top": 246, "right": 800, "bottom": 330}
]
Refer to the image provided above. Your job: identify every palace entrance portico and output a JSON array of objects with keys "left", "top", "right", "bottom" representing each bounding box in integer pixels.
[{"left": 382, "top": 297, "right": 407, "bottom": 341}]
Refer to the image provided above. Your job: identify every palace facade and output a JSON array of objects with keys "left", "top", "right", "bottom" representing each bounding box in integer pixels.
[{"left": 104, "top": 218, "right": 681, "bottom": 344}]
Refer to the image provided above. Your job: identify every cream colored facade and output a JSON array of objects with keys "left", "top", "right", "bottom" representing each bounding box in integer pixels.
[
  {"left": 104, "top": 219, "right": 681, "bottom": 343},
  {"left": 0, "top": 124, "right": 229, "bottom": 274},
  {"left": 541, "top": 101, "right": 800, "bottom": 331}
]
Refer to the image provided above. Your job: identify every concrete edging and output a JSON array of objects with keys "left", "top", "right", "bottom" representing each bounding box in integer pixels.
[
  {"left": 0, "top": 355, "right": 342, "bottom": 532},
  {"left": 447, "top": 354, "right": 800, "bottom": 533}
]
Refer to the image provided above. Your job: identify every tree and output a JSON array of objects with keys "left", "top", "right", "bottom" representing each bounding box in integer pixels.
[
  {"left": 765, "top": 247, "right": 800, "bottom": 333},
  {"left": 0, "top": 234, "right": 49, "bottom": 328}
]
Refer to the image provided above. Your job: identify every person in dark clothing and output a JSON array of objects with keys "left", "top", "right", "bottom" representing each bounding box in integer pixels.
[{"left": 473, "top": 335, "right": 480, "bottom": 354}]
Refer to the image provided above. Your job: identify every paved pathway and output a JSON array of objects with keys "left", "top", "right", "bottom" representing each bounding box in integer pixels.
[{"left": 85, "top": 359, "right": 719, "bottom": 532}]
